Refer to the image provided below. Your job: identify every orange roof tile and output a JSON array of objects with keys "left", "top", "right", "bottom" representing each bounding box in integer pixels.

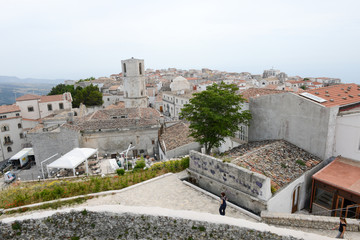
[
  {"left": 16, "top": 94, "right": 41, "bottom": 101},
  {"left": 0, "top": 104, "right": 20, "bottom": 114},
  {"left": 313, "top": 157, "right": 360, "bottom": 196},
  {"left": 40, "top": 95, "right": 64, "bottom": 103},
  {"left": 300, "top": 83, "right": 360, "bottom": 108},
  {"left": 109, "top": 85, "right": 120, "bottom": 91}
]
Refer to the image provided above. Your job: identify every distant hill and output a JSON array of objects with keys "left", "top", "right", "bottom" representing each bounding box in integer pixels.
[
  {"left": 0, "top": 76, "right": 65, "bottom": 85},
  {"left": 0, "top": 76, "right": 67, "bottom": 105}
]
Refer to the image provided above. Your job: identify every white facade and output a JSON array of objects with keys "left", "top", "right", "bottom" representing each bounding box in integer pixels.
[
  {"left": 16, "top": 93, "right": 72, "bottom": 120},
  {"left": 0, "top": 108, "right": 26, "bottom": 161},
  {"left": 334, "top": 111, "right": 360, "bottom": 161},
  {"left": 162, "top": 92, "right": 192, "bottom": 120},
  {"left": 122, "top": 58, "right": 148, "bottom": 108}
]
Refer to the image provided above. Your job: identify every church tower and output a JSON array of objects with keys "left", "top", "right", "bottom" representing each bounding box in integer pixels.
[{"left": 122, "top": 58, "right": 148, "bottom": 108}]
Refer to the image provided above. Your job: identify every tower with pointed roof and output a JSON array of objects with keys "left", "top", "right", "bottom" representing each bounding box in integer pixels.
[{"left": 122, "top": 58, "right": 148, "bottom": 108}]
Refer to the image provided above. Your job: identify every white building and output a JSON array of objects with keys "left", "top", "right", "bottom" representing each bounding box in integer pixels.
[
  {"left": 0, "top": 104, "right": 26, "bottom": 161},
  {"left": 170, "top": 76, "right": 191, "bottom": 92},
  {"left": 162, "top": 91, "right": 193, "bottom": 120},
  {"left": 16, "top": 93, "right": 72, "bottom": 121}
]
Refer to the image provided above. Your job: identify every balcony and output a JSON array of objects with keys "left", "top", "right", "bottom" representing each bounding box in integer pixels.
[{"left": 3, "top": 140, "right": 13, "bottom": 145}]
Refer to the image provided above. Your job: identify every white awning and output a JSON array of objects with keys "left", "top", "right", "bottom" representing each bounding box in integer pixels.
[
  {"left": 47, "top": 148, "right": 97, "bottom": 169},
  {"left": 10, "top": 148, "right": 34, "bottom": 160}
]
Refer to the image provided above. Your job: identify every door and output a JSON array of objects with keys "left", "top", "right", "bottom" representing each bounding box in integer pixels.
[
  {"left": 291, "top": 186, "right": 300, "bottom": 213},
  {"left": 334, "top": 196, "right": 344, "bottom": 217}
]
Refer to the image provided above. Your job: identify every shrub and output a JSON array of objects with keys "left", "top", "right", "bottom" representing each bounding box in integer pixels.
[
  {"left": 134, "top": 160, "right": 146, "bottom": 169},
  {"left": 116, "top": 169, "right": 125, "bottom": 176}
]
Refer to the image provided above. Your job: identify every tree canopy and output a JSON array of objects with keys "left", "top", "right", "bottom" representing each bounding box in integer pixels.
[
  {"left": 48, "top": 82, "right": 103, "bottom": 108},
  {"left": 180, "top": 82, "right": 251, "bottom": 155}
]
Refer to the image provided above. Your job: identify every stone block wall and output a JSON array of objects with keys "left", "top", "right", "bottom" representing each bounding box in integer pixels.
[
  {"left": 0, "top": 210, "right": 301, "bottom": 240},
  {"left": 261, "top": 211, "right": 360, "bottom": 232},
  {"left": 188, "top": 151, "right": 271, "bottom": 214}
]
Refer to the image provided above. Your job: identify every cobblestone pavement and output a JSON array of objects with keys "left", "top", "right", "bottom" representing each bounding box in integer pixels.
[{"left": 79, "top": 172, "right": 360, "bottom": 239}]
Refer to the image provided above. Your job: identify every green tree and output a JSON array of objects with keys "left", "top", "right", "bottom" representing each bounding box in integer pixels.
[
  {"left": 48, "top": 82, "right": 103, "bottom": 108},
  {"left": 180, "top": 82, "right": 251, "bottom": 154},
  {"left": 48, "top": 84, "right": 75, "bottom": 95}
]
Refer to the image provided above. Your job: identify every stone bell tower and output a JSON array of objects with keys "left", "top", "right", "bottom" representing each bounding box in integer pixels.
[{"left": 122, "top": 57, "right": 148, "bottom": 108}]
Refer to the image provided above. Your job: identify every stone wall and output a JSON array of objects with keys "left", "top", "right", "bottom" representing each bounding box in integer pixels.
[
  {"left": 248, "top": 92, "right": 338, "bottom": 160},
  {"left": 0, "top": 210, "right": 301, "bottom": 240},
  {"left": 261, "top": 211, "right": 360, "bottom": 232},
  {"left": 28, "top": 126, "right": 80, "bottom": 172},
  {"left": 188, "top": 151, "right": 270, "bottom": 214}
]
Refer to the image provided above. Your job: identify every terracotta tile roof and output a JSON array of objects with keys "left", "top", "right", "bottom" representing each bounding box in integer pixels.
[
  {"left": 159, "top": 122, "right": 195, "bottom": 151},
  {"left": 109, "top": 85, "right": 120, "bottom": 91},
  {"left": 222, "top": 140, "right": 321, "bottom": 190},
  {"left": 313, "top": 157, "right": 360, "bottom": 196},
  {"left": 300, "top": 83, "right": 360, "bottom": 108},
  {"left": 16, "top": 94, "right": 41, "bottom": 101},
  {"left": 0, "top": 104, "right": 20, "bottom": 114},
  {"left": 77, "top": 108, "right": 161, "bottom": 130},
  {"left": 40, "top": 95, "right": 64, "bottom": 103},
  {"left": 105, "top": 102, "right": 125, "bottom": 109},
  {"left": 239, "top": 88, "right": 285, "bottom": 102}
]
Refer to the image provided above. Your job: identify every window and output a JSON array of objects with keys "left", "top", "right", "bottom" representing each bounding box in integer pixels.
[
  {"left": 176, "top": 99, "right": 178, "bottom": 103},
  {"left": 7, "top": 147, "right": 12, "bottom": 152},
  {"left": 28, "top": 106, "right": 34, "bottom": 112},
  {"left": 47, "top": 104, "right": 52, "bottom": 111},
  {"left": 123, "top": 63, "right": 127, "bottom": 76},
  {"left": 18, "top": 123, "right": 22, "bottom": 129},
  {"left": 107, "top": 98, "right": 110, "bottom": 101},
  {"left": 2, "top": 115, "right": 6, "bottom": 118},
  {"left": 16, "top": 113, "right": 20, "bottom": 117},
  {"left": 139, "top": 63, "right": 142, "bottom": 75},
  {"left": 19, "top": 133, "right": 24, "bottom": 139},
  {"left": 59, "top": 103, "right": 64, "bottom": 109},
  {"left": 314, "top": 188, "right": 333, "bottom": 209},
  {"left": 1, "top": 125, "right": 9, "bottom": 132},
  {"left": 152, "top": 140, "right": 155, "bottom": 145},
  {"left": 4, "top": 136, "right": 11, "bottom": 143}
]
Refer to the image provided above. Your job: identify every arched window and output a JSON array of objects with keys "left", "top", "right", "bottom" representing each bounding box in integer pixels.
[
  {"left": 1, "top": 125, "right": 9, "bottom": 132},
  {"left": 7, "top": 147, "right": 12, "bottom": 152},
  {"left": 4, "top": 136, "right": 11, "bottom": 143},
  {"left": 123, "top": 63, "right": 127, "bottom": 77},
  {"left": 18, "top": 123, "right": 22, "bottom": 129}
]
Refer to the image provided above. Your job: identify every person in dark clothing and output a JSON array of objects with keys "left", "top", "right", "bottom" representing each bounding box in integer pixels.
[
  {"left": 334, "top": 217, "right": 347, "bottom": 239},
  {"left": 219, "top": 192, "right": 227, "bottom": 216}
]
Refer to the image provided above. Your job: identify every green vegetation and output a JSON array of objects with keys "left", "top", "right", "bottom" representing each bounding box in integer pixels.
[
  {"left": 0, "top": 157, "right": 189, "bottom": 210},
  {"left": 116, "top": 168, "right": 125, "bottom": 176},
  {"left": 296, "top": 159, "right": 305, "bottom": 166},
  {"left": 48, "top": 81, "right": 103, "bottom": 108},
  {"left": 180, "top": 82, "right": 251, "bottom": 154},
  {"left": 4, "top": 197, "right": 90, "bottom": 215},
  {"left": 271, "top": 185, "right": 277, "bottom": 194}
]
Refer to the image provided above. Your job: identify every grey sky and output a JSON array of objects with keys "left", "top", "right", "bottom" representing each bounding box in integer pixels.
[{"left": 1, "top": 0, "right": 359, "bottom": 83}]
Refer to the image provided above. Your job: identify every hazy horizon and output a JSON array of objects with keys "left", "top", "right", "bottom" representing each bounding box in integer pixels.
[{"left": 1, "top": 0, "right": 359, "bottom": 84}]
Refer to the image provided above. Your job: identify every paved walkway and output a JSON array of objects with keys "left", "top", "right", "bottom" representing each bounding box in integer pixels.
[
  {"left": 79, "top": 171, "right": 255, "bottom": 221},
  {"left": 2, "top": 171, "right": 360, "bottom": 239}
]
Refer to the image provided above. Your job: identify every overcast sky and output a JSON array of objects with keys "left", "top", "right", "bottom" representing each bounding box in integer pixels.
[{"left": 1, "top": 0, "right": 359, "bottom": 83}]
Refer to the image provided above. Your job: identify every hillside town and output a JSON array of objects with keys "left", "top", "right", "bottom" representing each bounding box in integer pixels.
[{"left": 1, "top": 58, "right": 360, "bottom": 239}]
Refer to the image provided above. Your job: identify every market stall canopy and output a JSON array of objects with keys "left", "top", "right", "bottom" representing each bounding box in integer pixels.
[{"left": 47, "top": 148, "right": 97, "bottom": 169}]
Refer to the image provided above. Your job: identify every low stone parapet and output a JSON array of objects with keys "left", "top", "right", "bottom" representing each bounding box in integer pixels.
[{"left": 261, "top": 211, "right": 360, "bottom": 232}]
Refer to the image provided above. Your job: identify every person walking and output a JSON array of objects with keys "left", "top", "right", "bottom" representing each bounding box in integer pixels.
[
  {"left": 334, "top": 217, "right": 347, "bottom": 239},
  {"left": 219, "top": 192, "right": 227, "bottom": 216}
]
